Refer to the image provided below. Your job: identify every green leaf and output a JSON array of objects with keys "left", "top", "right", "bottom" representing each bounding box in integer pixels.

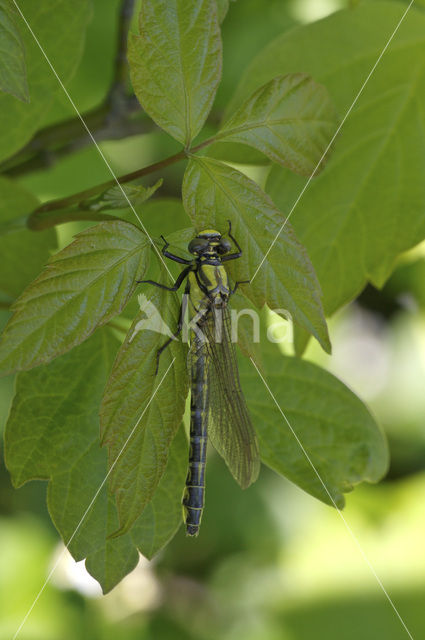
[
  {"left": 48, "top": 444, "right": 139, "bottom": 593},
  {"left": 128, "top": 0, "right": 222, "bottom": 145},
  {"left": 240, "top": 323, "right": 389, "bottom": 507},
  {"left": 5, "top": 339, "right": 111, "bottom": 488},
  {"left": 85, "top": 495, "right": 140, "bottom": 594},
  {"left": 47, "top": 442, "right": 136, "bottom": 564},
  {"left": 139, "top": 197, "right": 191, "bottom": 239},
  {"left": 215, "top": 0, "right": 229, "bottom": 22},
  {"left": 292, "top": 324, "right": 311, "bottom": 358},
  {"left": 100, "top": 286, "right": 189, "bottom": 536},
  {"left": 215, "top": 74, "right": 338, "bottom": 175},
  {"left": 0, "top": 0, "right": 29, "bottom": 102},
  {"left": 81, "top": 179, "right": 163, "bottom": 212},
  {"left": 0, "top": 220, "right": 150, "bottom": 376},
  {"left": 182, "top": 156, "right": 331, "bottom": 353},
  {"left": 5, "top": 329, "right": 139, "bottom": 592},
  {"left": 131, "top": 424, "right": 188, "bottom": 559},
  {"left": 0, "top": 177, "right": 56, "bottom": 299},
  {"left": 229, "top": 1, "right": 425, "bottom": 315},
  {"left": 0, "top": 0, "right": 91, "bottom": 162},
  {"left": 165, "top": 226, "right": 195, "bottom": 256}
]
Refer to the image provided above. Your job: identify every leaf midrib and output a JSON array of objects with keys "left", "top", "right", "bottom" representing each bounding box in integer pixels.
[
  {"left": 0, "top": 238, "right": 147, "bottom": 373},
  {"left": 218, "top": 116, "right": 337, "bottom": 141},
  {"left": 194, "top": 158, "right": 325, "bottom": 338},
  {"left": 10, "top": 239, "right": 145, "bottom": 328}
]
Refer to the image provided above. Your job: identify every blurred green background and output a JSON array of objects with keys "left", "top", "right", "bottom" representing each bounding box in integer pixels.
[{"left": 1, "top": 0, "right": 425, "bottom": 638}]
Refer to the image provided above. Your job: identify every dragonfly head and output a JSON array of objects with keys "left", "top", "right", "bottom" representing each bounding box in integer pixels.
[{"left": 188, "top": 229, "right": 232, "bottom": 257}]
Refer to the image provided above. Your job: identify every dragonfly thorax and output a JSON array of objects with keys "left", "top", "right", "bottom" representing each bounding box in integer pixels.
[{"left": 189, "top": 263, "right": 230, "bottom": 310}]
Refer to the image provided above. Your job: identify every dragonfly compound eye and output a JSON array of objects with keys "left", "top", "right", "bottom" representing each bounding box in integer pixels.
[
  {"left": 188, "top": 237, "right": 209, "bottom": 254},
  {"left": 217, "top": 238, "right": 232, "bottom": 254}
]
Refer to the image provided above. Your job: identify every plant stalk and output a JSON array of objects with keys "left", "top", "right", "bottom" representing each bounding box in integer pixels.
[{"left": 27, "top": 134, "right": 220, "bottom": 230}]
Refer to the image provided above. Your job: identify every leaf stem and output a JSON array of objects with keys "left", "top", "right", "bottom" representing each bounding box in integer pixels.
[
  {"left": 27, "top": 134, "right": 221, "bottom": 230},
  {"left": 28, "top": 149, "right": 187, "bottom": 228},
  {"left": 28, "top": 210, "right": 122, "bottom": 231}
]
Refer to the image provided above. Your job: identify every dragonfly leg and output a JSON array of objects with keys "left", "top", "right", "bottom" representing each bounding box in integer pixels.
[
  {"left": 230, "top": 280, "right": 250, "bottom": 295},
  {"left": 221, "top": 220, "right": 243, "bottom": 262},
  {"left": 137, "top": 265, "right": 191, "bottom": 291},
  {"left": 154, "top": 288, "right": 188, "bottom": 374},
  {"left": 154, "top": 336, "right": 176, "bottom": 374},
  {"left": 160, "top": 235, "right": 192, "bottom": 265}
]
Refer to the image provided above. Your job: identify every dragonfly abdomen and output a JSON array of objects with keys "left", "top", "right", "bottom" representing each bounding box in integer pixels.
[{"left": 183, "top": 348, "right": 208, "bottom": 536}]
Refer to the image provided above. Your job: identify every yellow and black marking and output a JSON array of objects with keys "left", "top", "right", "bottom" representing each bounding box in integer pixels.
[{"left": 137, "top": 222, "right": 260, "bottom": 537}]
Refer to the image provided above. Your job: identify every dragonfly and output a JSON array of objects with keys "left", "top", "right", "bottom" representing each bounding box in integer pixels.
[{"left": 138, "top": 221, "right": 260, "bottom": 536}]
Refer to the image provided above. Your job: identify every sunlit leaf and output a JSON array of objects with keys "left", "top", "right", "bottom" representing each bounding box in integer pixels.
[
  {"left": 0, "top": 0, "right": 29, "bottom": 102},
  {"left": 182, "top": 156, "right": 330, "bottom": 353},
  {"left": 128, "top": 0, "right": 222, "bottom": 145},
  {"left": 216, "top": 74, "right": 338, "bottom": 175},
  {"left": 292, "top": 324, "right": 311, "bottom": 358},
  {"left": 240, "top": 321, "right": 389, "bottom": 507},
  {"left": 230, "top": 1, "right": 425, "bottom": 314},
  {"left": 215, "top": 0, "right": 229, "bottom": 22},
  {"left": 100, "top": 286, "right": 189, "bottom": 536},
  {"left": 0, "top": 220, "right": 150, "bottom": 376},
  {"left": 5, "top": 329, "right": 139, "bottom": 593},
  {"left": 84, "top": 495, "right": 139, "bottom": 594}
]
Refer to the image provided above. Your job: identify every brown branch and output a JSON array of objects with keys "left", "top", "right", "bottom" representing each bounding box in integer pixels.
[
  {"left": 27, "top": 132, "right": 220, "bottom": 230},
  {"left": 0, "top": 0, "right": 143, "bottom": 178},
  {"left": 27, "top": 149, "right": 188, "bottom": 229}
]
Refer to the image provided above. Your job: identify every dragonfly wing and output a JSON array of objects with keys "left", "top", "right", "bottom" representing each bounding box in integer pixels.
[{"left": 203, "top": 307, "right": 260, "bottom": 489}]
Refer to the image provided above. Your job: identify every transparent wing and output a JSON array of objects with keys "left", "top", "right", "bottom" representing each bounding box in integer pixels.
[{"left": 200, "top": 306, "right": 260, "bottom": 489}]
